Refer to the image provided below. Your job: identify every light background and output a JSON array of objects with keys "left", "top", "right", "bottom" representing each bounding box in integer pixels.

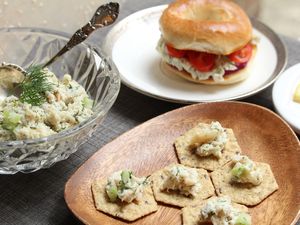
[{"left": 0, "top": 0, "right": 299, "bottom": 40}]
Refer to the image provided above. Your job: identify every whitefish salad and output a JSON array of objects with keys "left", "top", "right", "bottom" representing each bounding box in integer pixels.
[{"left": 0, "top": 67, "right": 93, "bottom": 141}]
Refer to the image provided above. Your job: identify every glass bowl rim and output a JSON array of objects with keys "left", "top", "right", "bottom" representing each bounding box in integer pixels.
[{"left": 0, "top": 27, "right": 120, "bottom": 147}]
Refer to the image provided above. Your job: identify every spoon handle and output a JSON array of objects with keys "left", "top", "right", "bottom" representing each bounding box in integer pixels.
[{"left": 43, "top": 2, "right": 119, "bottom": 68}]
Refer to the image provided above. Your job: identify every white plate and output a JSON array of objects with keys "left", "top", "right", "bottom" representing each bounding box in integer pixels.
[
  {"left": 103, "top": 5, "right": 286, "bottom": 103},
  {"left": 273, "top": 63, "right": 300, "bottom": 134}
]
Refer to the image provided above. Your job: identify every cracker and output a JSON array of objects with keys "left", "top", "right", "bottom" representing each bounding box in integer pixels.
[
  {"left": 151, "top": 164, "right": 215, "bottom": 207},
  {"left": 91, "top": 179, "right": 158, "bottom": 221},
  {"left": 175, "top": 124, "right": 241, "bottom": 171},
  {"left": 211, "top": 161, "right": 279, "bottom": 206},
  {"left": 182, "top": 196, "right": 249, "bottom": 225}
]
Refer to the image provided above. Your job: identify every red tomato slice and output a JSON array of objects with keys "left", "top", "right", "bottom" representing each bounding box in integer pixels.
[
  {"left": 166, "top": 44, "right": 186, "bottom": 58},
  {"left": 187, "top": 51, "right": 217, "bottom": 72},
  {"left": 228, "top": 44, "right": 253, "bottom": 65}
]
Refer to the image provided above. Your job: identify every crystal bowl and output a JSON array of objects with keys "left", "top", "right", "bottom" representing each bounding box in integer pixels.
[{"left": 0, "top": 27, "right": 120, "bottom": 174}]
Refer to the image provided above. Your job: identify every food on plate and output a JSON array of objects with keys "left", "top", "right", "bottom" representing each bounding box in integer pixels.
[
  {"left": 230, "top": 155, "right": 262, "bottom": 185},
  {"left": 91, "top": 170, "right": 157, "bottom": 221},
  {"left": 151, "top": 163, "right": 214, "bottom": 207},
  {"left": 156, "top": 0, "right": 257, "bottom": 85},
  {"left": 175, "top": 121, "right": 241, "bottom": 171},
  {"left": 293, "top": 82, "right": 300, "bottom": 103},
  {"left": 84, "top": 116, "right": 281, "bottom": 223},
  {"left": 0, "top": 66, "right": 93, "bottom": 141},
  {"left": 211, "top": 155, "right": 278, "bottom": 206},
  {"left": 182, "top": 196, "right": 251, "bottom": 225},
  {"left": 191, "top": 121, "right": 227, "bottom": 158}
]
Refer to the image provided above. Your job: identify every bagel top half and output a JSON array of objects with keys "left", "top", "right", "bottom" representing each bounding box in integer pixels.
[{"left": 159, "top": 0, "right": 252, "bottom": 55}]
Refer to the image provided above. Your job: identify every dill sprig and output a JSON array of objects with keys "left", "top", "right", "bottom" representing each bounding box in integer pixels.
[{"left": 19, "top": 65, "right": 53, "bottom": 106}]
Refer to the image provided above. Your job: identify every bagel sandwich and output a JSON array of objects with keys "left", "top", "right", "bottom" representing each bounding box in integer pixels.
[{"left": 156, "top": 0, "right": 257, "bottom": 85}]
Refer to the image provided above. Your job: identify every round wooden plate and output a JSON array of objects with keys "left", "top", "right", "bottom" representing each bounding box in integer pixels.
[{"left": 64, "top": 102, "right": 300, "bottom": 225}]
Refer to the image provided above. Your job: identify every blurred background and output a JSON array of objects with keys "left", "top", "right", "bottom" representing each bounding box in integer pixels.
[{"left": 0, "top": 0, "right": 299, "bottom": 40}]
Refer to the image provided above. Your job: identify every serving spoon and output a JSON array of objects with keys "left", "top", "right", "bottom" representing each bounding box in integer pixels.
[{"left": 0, "top": 2, "right": 119, "bottom": 99}]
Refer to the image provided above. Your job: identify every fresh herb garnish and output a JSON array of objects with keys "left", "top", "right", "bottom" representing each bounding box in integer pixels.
[{"left": 19, "top": 65, "right": 53, "bottom": 106}]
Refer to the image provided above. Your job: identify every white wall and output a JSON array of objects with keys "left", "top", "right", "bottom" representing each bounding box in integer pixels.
[{"left": 0, "top": 0, "right": 127, "bottom": 34}]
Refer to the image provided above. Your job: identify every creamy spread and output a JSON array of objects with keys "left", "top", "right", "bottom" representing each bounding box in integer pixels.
[
  {"left": 195, "top": 121, "right": 228, "bottom": 158},
  {"left": 105, "top": 170, "right": 147, "bottom": 203},
  {"left": 162, "top": 164, "right": 201, "bottom": 197},
  {"left": 156, "top": 38, "right": 237, "bottom": 81},
  {"left": 230, "top": 155, "right": 263, "bottom": 185},
  {"left": 201, "top": 196, "right": 251, "bottom": 225},
  {"left": 0, "top": 69, "right": 93, "bottom": 141}
]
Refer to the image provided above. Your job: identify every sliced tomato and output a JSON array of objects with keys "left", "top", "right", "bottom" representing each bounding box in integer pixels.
[
  {"left": 228, "top": 44, "right": 253, "bottom": 65},
  {"left": 166, "top": 44, "right": 186, "bottom": 58},
  {"left": 187, "top": 51, "right": 217, "bottom": 72}
]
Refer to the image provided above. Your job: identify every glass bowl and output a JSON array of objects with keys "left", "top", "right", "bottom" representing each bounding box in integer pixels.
[{"left": 0, "top": 27, "right": 120, "bottom": 174}]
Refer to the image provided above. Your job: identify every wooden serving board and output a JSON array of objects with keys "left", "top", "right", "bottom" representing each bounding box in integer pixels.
[{"left": 65, "top": 102, "right": 300, "bottom": 225}]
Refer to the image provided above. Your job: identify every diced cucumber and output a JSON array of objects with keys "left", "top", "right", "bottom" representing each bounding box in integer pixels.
[
  {"left": 106, "top": 185, "right": 118, "bottom": 202},
  {"left": 82, "top": 97, "right": 93, "bottom": 109},
  {"left": 2, "top": 110, "right": 21, "bottom": 131},
  {"left": 235, "top": 213, "right": 251, "bottom": 225},
  {"left": 231, "top": 164, "right": 246, "bottom": 178},
  {"left": 121, "top": 170, "right": 132, "bottom": 184}
]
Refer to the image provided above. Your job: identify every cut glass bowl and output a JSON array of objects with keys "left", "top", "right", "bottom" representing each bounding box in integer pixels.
[{"left": 0, "top": 27, "right": 120, "bottom": 174}]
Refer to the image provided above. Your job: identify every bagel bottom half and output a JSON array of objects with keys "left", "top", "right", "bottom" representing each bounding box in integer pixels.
[{"left": 160, "top": 48, "right": 256, "bottom": 86}]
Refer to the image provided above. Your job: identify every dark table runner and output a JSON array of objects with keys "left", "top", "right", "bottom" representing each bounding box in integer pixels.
[{"left": 0, "top": 1, "right": 299, "bottom": 224}]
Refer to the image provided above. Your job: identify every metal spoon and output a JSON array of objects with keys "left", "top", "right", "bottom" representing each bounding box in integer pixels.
[{"left": 0, "top": 2, "right": 119, "bottom": 99}]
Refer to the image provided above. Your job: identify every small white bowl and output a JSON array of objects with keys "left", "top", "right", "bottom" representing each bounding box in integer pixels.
[{"left": 272, "top": 63, "right": 300, "bottom": 134}]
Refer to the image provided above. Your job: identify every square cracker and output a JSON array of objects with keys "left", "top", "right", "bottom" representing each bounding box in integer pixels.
[
  {"left": 175, "top": 123, "right": 241, "bottom": 171},
  {"left": 91, "top": 179, "right": 158, "bottom": 222},
  {"left": 151, "top": 164, "right": 215, "bottom": 207},
  {"left": 211, "top": 161, "right": 279, "bottom": 206},
  {"left": 182, "top": 196, "right": 249, "bottom": 225}
]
